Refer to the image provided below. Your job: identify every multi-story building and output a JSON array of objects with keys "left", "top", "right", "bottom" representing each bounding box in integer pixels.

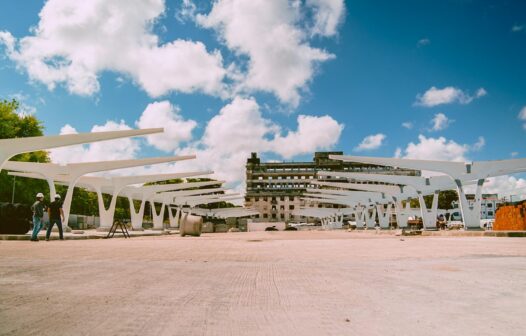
[
  {"left": 451, "top": 193, "right": 502, "bottom": 220},
  {"left": 244, "top": 152, "right": 420, "bottom": 222}
]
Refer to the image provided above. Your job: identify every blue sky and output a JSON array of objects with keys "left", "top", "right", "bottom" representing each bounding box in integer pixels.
[{"left": 0, "top": 0, "right": 525, "bottom": 194}]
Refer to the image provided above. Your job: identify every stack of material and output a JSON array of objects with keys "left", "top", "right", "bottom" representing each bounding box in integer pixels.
[{"left": 494, "top": 203, "right": 526, "bottom": 231}]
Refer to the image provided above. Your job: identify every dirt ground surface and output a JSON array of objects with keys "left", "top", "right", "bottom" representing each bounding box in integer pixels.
[{"left": 1, "top": 231, "right": 525, "bottom": 336}]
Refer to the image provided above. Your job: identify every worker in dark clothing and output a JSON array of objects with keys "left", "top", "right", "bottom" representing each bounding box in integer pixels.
[
  {"left": 30, "top": 193, "right": 45, "bottom": 241},
  {"left": 46, "top": 194, "right": 65, "bottom": 241}
]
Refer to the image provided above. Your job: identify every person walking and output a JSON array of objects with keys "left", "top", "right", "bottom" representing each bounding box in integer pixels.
[
  {"left": 30, "top": 193, "right": 45, "bottom": 242},
  {"left": 46, "top": 194, "right": 65, "bottom": 241}
]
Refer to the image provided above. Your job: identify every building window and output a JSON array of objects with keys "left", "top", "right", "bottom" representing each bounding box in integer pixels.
[
  {"left": 272, "top": 214, "right": 277, "bottom": 219},
  {"left": 488, "top": 211, "right": 494, "bottom": 216},
  {"left": 255, "top": 197, "right": 259, "bottom": 201},
  {"left": 280, "top": 205, "right": 285, "bottom": 210},
  {"left": 289, "top": 196, "right": 294, "bottom": 201},
  {"left": 263, "top": 197, "right": 267, "bottom": 201},
  {"left": 263, "top": 214, "right": 268, "bottom": 218},
  {"left": 289, "top": 205, "right": 294, "bottom": 210},
  {"left": 487, "top": 203, "right": 493, "bottom": 208},
  {"left": 280, "top": 196, "right": 285, "bottom": 201}
]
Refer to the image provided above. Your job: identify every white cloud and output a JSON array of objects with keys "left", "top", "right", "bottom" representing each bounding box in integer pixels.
[
  {"left": 306, "top": 0, "right": 346, "bottom": 37},
  {"left": 49, "top": 120, "right": 141, "bottom": 164},
  {"left": 394, "top": 147, "right": 402, "bottom": 158},
  {"left": 512, "top": 24, "right": 524, "bottom": 32},
  {"left": 417, "top": 38, "right": 430, "bottom": 47},
  {"left": 402, "top": 121, "right": 413, "bottom": 129},
  {"left": 354, "top": 133, "right": 386, "bottom": 152},
  {"left": 482, "top": 175, "right": 526, "bottom": 200},
  {"left": 519, "top": 106, "right": 526, "bottom": 130},
  {"left": 415, "top": 86, "right": 487, "bottom": 107},
  {"left": 174, "top": 96, "right": 343, "bottom": 185},
  {"left": 400, "top": 134, "right": 468, "bottom": 161},
  {"left": 196, "top": 0, "right": 339, "bottom": 107},
  {"left": 0, "top": 0, "right": 227, "bottom": 97},
  {"left": 511, "top": 151, "right": 519, "bottom": 158},
  {"left": 430, "top": 112, "right": 451, "bottom": 131},
  {"left": 135, "top": 101, "right": 197, "bottom": 152},
  {"left": 472, "top": 136, "right": 485, "bottom": 151},
  {"left": 271, "top": 114, "right": 344, "bottom": 158}
]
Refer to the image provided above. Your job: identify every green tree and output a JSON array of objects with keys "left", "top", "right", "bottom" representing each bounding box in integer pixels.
[{"left": 0, "top": 99, "right": 50, "bottom": 205}]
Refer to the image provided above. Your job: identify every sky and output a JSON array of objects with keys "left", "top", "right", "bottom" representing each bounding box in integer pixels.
[{"left": 0, "top": 0, "right": 525, "bottom": 198}]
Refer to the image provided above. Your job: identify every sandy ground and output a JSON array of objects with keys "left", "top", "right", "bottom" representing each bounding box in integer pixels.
[{"left": 1, "top": 231, "right": 525, "bottom": 336}]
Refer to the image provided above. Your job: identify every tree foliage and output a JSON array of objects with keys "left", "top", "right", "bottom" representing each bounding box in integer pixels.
[{"left": 0, "top": 99, "right": 50, "bottom": 205}]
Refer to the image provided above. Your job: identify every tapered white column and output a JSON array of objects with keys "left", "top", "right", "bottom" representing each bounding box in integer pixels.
[
  {"left": 456, "top": 179, "right": 485, "bottom": 229},
  {"left": 365, "top": 206, "right": 377, "bottom": 229},
  {"left": 150, "top": 200, "right": 166, "bottom": 230},
  {"left": 128, "top": 196, "right": 146, "bottom": 230},
  {"left": 376, "top": 203, "right": 392, "bottom": 229}
]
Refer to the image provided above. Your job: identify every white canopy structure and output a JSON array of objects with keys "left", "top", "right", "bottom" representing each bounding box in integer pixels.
[
  {"left": 122, "top": 180, "right": 224, "bottom": 230},
  {"left": 292, "top": 206, "right": 356, "bottom": 229},
  {"left": 311, "top": 180, "right": 415, "bottom": 228},
  {"left": 314, "top": 175, "right": 463, "bottom": 230},
  {"left": 148, "top": 187, "right": 226, "bottom": 229},
  {"left": 326, "top": 155, "right": 507, "bottom": 229},
  {"left": 301, "top": 190, "right": 383, "bottom": 229},
  {"left": 6, "top": 155, "right": 195, "bottom": 226},
  {"left": 0, "top": 128, "right": 162, "bottom": 171},
  {"left": 11, "top": 170, "right": 212, "bottom": 229}
]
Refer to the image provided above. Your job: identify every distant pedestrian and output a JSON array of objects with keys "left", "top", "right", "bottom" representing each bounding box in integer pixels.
[
  {"left": 30, "top": 193, "right": 45, "bottom": 242},
  {"left": 46, "top": 194, "right": 64, "bottom": 241}
]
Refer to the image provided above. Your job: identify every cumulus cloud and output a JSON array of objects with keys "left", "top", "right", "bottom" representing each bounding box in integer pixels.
[
  {"left": 272, "top": 114, "right": 344, "bottom": 158},
  {"left": 354, "top": 133, "right": 386, "bottom": 152},
  {"left": 399, "top": 134, "right": 469, "bottom": 162},
  {"left": 196, "top": 0, "right": 342, "bottom": 107},
  {"left": 174, "top": 96, "right": 343, "bottom": 184},
  {"left": 0, "top": 0, "right": 227, "bottom": 97},
  {"left": 482, "top": 175, "right": 526, "bottom": 201},
  {"left": 430, "top": 112, "right": 451, "bottom": 131},
  {"left": 519, "top": 106, "right": 526, "bottom": 130},
  {"left": 415, "top": 86, "right": 487, "bottom": 107},
  {"left": 135, "top": 101, "right": 197, "bottom": 152}
]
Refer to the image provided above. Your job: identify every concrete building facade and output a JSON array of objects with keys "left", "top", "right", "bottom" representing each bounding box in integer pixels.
[
  {"left": 451, "top": 193, "right": 502, "bottom": 220},
  {"left": 244, "top": 152, "right": 419, "bottom": 222}
]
